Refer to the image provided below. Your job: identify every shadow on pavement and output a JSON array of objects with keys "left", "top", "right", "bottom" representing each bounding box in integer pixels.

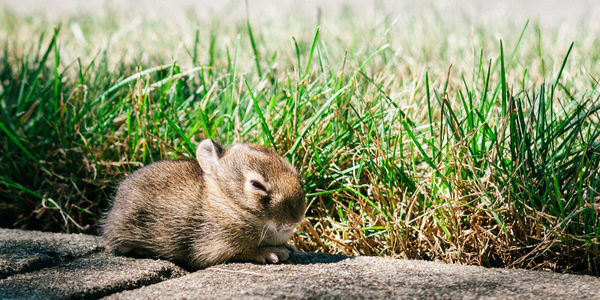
[{"left": 285, "top": 252, "right": 350, "bottom": 265}]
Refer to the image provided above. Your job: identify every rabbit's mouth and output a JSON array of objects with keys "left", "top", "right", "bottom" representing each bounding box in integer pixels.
[
  {"left": 259, "top": 220, "right": 298, "bottom": 245},
  {"left": 279, "top": 219, "right": 302, "bottom": 231}
]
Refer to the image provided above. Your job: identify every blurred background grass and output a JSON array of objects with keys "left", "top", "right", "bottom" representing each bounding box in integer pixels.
[{"left": 0, "top": 0, "right": 599, "bottom": 275}]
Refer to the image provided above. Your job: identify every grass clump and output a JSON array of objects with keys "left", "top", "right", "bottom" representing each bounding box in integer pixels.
[{"left": 0, "top": 3, "right": 599, "bottom": 275}]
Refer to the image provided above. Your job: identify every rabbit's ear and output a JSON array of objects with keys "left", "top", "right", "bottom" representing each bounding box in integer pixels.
[{"left": 196, "top": 139, "right": 225, "bottom": 174}]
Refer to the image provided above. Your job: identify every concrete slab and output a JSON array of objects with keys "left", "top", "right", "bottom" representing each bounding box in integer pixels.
[
  {"left": 107, "top": 253, "right": 600, "bottom": 299},
  {"left": 1, "top": 229, "right": 598, "bottom": 299},
  {"left": 0, "top": 253, "right": 186, "bottom": 299},
  {"left": 0, "top": 229, "right": 100, "bottom": 279}
]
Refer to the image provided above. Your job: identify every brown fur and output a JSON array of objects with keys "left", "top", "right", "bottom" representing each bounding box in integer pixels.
[{"left": 100, "top": 140, "right": 305, "bottom": 269}]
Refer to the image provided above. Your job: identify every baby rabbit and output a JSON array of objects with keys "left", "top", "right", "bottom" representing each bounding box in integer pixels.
[{"left": 101, "top": 139, "right": 306, "bottom": 269}]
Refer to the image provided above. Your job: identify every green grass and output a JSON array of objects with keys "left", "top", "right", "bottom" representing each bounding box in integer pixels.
[{"left": 0, "top": 3, "right": 599, "bottom": 275}]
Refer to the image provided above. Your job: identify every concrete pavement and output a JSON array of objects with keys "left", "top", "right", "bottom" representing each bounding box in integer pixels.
[{"left": 1, "top": 229, "right": 599, "bottom": 299}]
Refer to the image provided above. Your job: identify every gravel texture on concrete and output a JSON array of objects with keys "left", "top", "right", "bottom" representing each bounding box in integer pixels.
[
  {"left": 0, "top": 229, "right": 100, "bottom": 279},
  {"left": 0, "top": 253, "right": 186, "bottom": 299},
  {"left": 0, "top": 229, "right": 186, "bottom": 299},
  {"left": 108, "top": 253, "right": 600, "bottom": 300},
  {"left": 1, "top": 229, "right": 599, "bottom": 299}
]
